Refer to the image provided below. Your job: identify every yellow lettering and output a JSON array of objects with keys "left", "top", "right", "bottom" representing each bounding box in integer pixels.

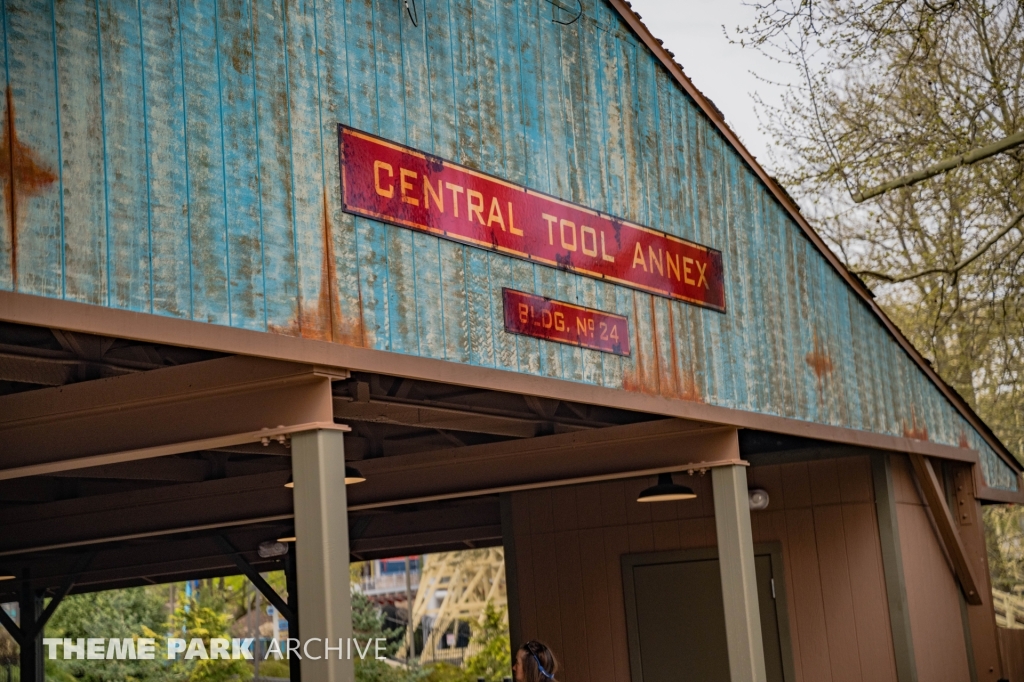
[
  {"left": 649, "top": 246, "right": 664, "bottom": 276},
  {"left": 696, "top": 260, "right": 709, "bottom": 288},
  {"left": 580, "top": 225, "right": 597, "bottom": 257},
  {"left": 601, "top": 231, "right": 615, "bottom": 262},
  {"left": 683, "top": 257, "right": 695, "bottom": 285},
  {"left": 560, "top": 220, "right": 577, "bottom": 251},
  {"left": 632, "top": 242, "right": 647, "bottom": 271},
  {"left": 509, "top": 203, "right": 522, "bottom": 236},
  {"left": 542, "top": 310, "right": 552, "bottom": 328},
  {"left": 445, "top": 183, "right": 464, "bottom": 217},
  {"left": 542, "top": 213, "right": 559, "bottom": 245},
  {"left": 424, "top": 177, "right": 444, "bottom": 211},
  {"left": 374, "top": 160, "right": 394, "bottom": 198},
  {"left": 518, "top": 302, "right": 529, "bottom": 324},
  {"left": 577, "top": 318, "right": 588, "bottom": 336},
  {"left": 487, "top": 197, "right": 506, "bottom": 231},
  {"left": 399, "top": 168, "right": 419, "bottom": 206},
  {"left": 666, "top": 251, "right": 680, "bottom": 281},
  {"left": 467, "top": 190, "right": 485, "bottom": 225},
  {"left": 554, "top": 312, "right": 565, "bottom": 331}
]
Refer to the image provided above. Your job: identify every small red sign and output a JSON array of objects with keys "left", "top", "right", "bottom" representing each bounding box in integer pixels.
[
  {"left": 502, "top": 289, "right": 631, "bottom": 356},
  {"left": 339, "top": 126, "right": 726, "bottom": 312}
]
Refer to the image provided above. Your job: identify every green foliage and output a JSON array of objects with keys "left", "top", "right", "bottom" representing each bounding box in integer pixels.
[
  {"left": 255, "top": 658, "right": 290, "bottom": 678},
  {"left": 735, "top": 0, "right": 1024, "bottom": 461},
  {"left": 168, "top": 591, "right": 252, "bottom": 682},
  {"left": 463, "top": 604, "right": 510, "bottom": 682},
  {"left": 986, "top": 504, "right": 1024, "bottom": 592},
  {"left": 351, "top": 590, "right": 409, "bottom": 682},
  {"left": 44, "top": 586, "right": 173, "bottom": 682},
  {"left": 419, "top": 662, "right": 472, "bottom": 682}
]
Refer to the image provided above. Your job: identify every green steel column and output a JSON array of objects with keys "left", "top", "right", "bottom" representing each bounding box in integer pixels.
[
  {"left": 712, "top": 464, "right": 767, "bottom": 682},
  {"left": 291, "top": 429, "right": 355, "bottom": 682}
]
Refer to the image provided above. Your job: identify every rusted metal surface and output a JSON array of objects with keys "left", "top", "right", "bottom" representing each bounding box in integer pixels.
[
  {"left": 0, "top": 0, "right": 1015, "bottom": 489},
  {"left": 340, "top": 126, "right": 726, "bottom": 311},
  {"left": 502, "top": 288, "right": 630, "bottom": 356}
]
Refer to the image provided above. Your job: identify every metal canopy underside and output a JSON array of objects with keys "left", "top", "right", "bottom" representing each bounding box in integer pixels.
[{"left": 0, "top": 322, "right": 863, "bottom": 603}]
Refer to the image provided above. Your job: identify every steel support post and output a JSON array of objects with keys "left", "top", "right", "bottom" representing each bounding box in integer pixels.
[
  {"left": 712, "top": 464, "right": 767, "bottom": 682},
  {"left": 291, "top": 429, "right": 355, "bottom": 682},
  {"left": 285, "top": 550, "right": 301, "bottom": 682},
  {"left": 19, "top": 583, "right": 43, "bottom": 682}
]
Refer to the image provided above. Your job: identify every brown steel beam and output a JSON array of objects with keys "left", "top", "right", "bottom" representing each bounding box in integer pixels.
[
  {"left": 333, "top": 396, "right": 576, "bottom": 438},
  {"left": 908, "top": 453, "right": 983, "bottom": 605},
  {"left": 347, "top": 419, "right": 740, "bottom": 509},
  {"left": 0, "top": 355, "right": 342, "bottom": 477},
  {"left": 0, "top": 471, "right": 293, "bottom": 555},
  {"left": 952, "top": 464, "right": 1004, "bottom": 681},
  {"left": 351, "top": 525, "right": 502, "bottom": 555},
  {"left": 1, "top": 292, "right": 1001, "bottom": 473},
  {"left": 0, "top": 529, "right": 291, "bottom": 598},
  {"left": 43, "top": 455, "right": 290, "bottom": 482},
  {"left": 0, "top": 352, "right": 75, "bottom": 385},
  {"left": 215, "top": 536, "right": 294, "bottom": 622}
]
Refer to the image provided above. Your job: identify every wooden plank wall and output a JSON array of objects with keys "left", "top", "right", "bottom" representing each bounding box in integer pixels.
[
  {"left": 508, "top": 456, "right": 910, "bottom": 682},
  {"left": 889, "top": 455, "right": 974, "bottom": 681},
  {"left": 998, "top": 628, "right": 1024, "bottom": 681},
  {"left": 0, "top": 0, "right": 1011, "bottom": 487}
]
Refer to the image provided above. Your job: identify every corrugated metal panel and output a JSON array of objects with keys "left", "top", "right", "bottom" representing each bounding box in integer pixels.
[{"left": 0, "top": 0, "right": 1014, "bottom": 488}]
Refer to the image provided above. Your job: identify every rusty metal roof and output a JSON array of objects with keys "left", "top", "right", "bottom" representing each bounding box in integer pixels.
[{"left": 605, "top": 0, "right": 1020, "bottom": 472}]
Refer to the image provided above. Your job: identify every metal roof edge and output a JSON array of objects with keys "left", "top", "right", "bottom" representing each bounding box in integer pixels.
[{"left": 604, "top": 0, "right": 1020, "bottom": 473}]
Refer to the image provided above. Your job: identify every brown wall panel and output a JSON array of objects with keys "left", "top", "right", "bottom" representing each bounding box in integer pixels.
[
  {"left": 578, "top": 526, "right": 618, "bottom": 682},
  {"left": 785, "top": 507, "right": 833, "bottom": 681},
  {"left": 814, "top": 504, "right": 866, "bottom": 682},
  {"left": 998, "top": 628, "right": 1024, "bottom": 682},
  {"left": 841, "top": 503, "right": 899, "bottom": 682},
  {"left": 506, "top": 457, "right": 931, "bottom": 682},
  {"left": 897, "top": 498, "right": 972, "bottom": 681}
]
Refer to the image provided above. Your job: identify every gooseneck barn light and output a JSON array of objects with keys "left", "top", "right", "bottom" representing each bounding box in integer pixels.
[{"left": 637, "top": 473, "right": 696, "bottom": 502}]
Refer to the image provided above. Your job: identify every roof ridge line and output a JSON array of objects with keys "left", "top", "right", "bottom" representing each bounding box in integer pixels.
[{"left": 606, "top": 0, "right": 1019, "bottom": 472}]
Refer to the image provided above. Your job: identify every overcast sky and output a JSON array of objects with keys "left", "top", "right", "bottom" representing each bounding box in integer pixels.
[{"left": 626, "top": 0, "right": 796, "bottom": 167}]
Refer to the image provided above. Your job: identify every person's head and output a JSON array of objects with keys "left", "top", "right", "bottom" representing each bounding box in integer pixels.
[{"left": 513, "top": 640, "right": 558, "bottom": 682}]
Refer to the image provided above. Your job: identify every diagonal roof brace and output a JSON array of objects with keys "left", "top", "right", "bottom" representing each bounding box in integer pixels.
[
  {"left": 214, "top": 536, "right": 294, "bottom": 623},
  {"left": 0, "top": 554, "right": 94, "bottom": 644}
]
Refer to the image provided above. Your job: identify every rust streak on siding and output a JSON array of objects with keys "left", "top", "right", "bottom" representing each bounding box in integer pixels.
[
  {"left": 0, "top": 86, "right": 57, "bottom": 287},
  {"left": 806, "top": 331, "right": 834, "bottom": 395},
  {"left": 903, "top": 406, "right": 930, "bottom": 442},
  {"left": 324, "top": 188, "right": 365, "bottom": 348}
]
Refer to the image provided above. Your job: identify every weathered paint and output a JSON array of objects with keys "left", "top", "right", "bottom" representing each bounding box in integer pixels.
[
  {"left": 503, "top": 288, "right": 630, "bottom": 356},
  {"left": 0, "top": 0, "right": 1015, "bottom": 489},
  {"left": 339, "top": 125, "right": 726, "bottom": 311}
]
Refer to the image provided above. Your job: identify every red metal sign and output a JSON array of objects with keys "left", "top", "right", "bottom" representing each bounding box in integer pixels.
[
  {"left": 339, "top": 126, "right": 726, "bottom": 312},
  {"left": 502, "top": 289, "right": 631, "bottom": 356}
]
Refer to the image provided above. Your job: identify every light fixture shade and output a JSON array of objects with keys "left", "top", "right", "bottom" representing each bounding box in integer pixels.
[
  {"left": 287, "top": 467, "right": 365, "bottom": 486},
  {"left": 345, "top": 465, "right": 366, "bottom": 485},
  {"left": 637, "top": 473, "right": 696, "bottom": 502}
]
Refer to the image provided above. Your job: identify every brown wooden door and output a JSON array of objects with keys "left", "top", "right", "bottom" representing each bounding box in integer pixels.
[{"left": 623, "top": 549, "right": 791, "bottom": 682}]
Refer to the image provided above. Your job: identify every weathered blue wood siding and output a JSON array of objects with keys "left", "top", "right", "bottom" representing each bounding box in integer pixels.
[{"left": 0, "top": 0, "right": 1014, "bottom": 488}]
